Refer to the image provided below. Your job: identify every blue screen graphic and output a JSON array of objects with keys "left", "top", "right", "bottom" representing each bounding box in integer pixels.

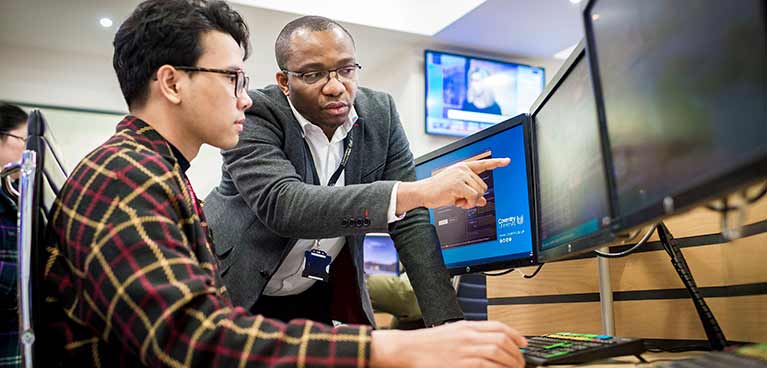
[{"left": 415, "top": 122, "right": 534, "bottom": 270}]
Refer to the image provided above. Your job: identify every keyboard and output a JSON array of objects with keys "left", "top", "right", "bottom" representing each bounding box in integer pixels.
[
  {"left": 522, "top": 332, "right": 645, "bottom": 366},
  {"left": 661, "top": 343, "right": 767, "bottom": 367}
]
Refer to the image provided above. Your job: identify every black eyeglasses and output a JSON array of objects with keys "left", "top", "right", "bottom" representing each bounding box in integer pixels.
[
  {"left": 174, "top": 66, "right": 250, "bottom": 97},
  {"left": 282, "top": 63, "right": 362, "bottom": 85},
  {"left": 0, "top": 133, "right": 26, "bottom": 143}
]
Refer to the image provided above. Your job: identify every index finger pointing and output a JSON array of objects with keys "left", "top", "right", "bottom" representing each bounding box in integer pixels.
[{"left": 466, "top": 158, "right": 511, "bottom": 173}]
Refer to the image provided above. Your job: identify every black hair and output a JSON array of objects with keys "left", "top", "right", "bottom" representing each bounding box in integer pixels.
[
  {"left": 275, "top": 15, "right": 355, "bottom": 70},
  {"left": 113, "top": 0, "right": 250, "bottom": 108},
  {"left": 0, "top": 102, "right": 28, "bottom": 139}
]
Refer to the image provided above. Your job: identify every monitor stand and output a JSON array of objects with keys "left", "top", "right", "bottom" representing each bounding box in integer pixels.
[{"left": 656, "top": 222, "right": 728, "bottom": 350}]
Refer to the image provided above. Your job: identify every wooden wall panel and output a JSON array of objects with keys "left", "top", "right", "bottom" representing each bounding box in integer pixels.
[
  {"left": 610, "top": 234, "right": 767, "bottom": 291},
  {"left": 486, "top": 259, "right": 599, "bottom": 298},
  {"left": 489, "top": 303, "right": 602, "bottom": 336},
  {"left": 614, "top": 296, "right": 767, "bottom": 342}
]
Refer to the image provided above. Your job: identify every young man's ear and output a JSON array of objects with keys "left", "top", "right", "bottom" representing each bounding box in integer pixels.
[
  {"left": 156, "top": 65, "right": 183, "bottom": 104},
  {"left": 276, "top": 71, "right": 289, "bottom": 96}
]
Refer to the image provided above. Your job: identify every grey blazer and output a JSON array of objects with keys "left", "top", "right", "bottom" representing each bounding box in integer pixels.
[{"left": 204, "top": 85, "right": 463, "bottom": 326}]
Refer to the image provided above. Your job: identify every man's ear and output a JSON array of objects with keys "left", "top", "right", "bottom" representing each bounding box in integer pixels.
[
  {"left": 275, "top": 71, "right": 289, "bottom": 96},
  {"left": 156, "top": 65, "right": 183, "bottom": 105}
]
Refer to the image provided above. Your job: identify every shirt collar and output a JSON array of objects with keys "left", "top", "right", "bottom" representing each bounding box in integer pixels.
[
  {"left": 117, "top": 116, "right": 189, "bottom": 173},
  {"left": 167, "top": 142, "right": 191, "bottom": 173},
  {"left": 287, "top": 97, "right": 357, "bottom": 143}
]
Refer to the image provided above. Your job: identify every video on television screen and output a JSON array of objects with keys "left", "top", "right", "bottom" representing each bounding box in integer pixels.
[
  {"left": 415, "top": 117, "right": 534, "bottom": 271},
  {"left": 425, "top": 50, "right": 545, "bottom": 137}
]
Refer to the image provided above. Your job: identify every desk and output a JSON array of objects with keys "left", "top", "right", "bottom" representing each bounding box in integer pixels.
[{"left": 555, "top": 352, "right": 703, "bottom": 367}]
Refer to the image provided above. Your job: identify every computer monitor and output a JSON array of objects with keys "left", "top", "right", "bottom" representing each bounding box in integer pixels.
[
  {"left": 415, "top": 114, "right": 537, "bottom": 275},
  {"left": 424, "top": 50, "right": 545, "bottom": 137},
  {"left": 530, "top": 42, "right": 614, "bottom": 262},
  {"left": 584, "top": 0, "right": 767, "bottom": 231},
  {"left": 363, "top": 233, "right": 399, "bottom": 276}
]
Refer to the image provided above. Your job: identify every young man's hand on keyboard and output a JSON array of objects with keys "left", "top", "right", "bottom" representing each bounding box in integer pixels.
[{"left": 370, "top": 320, "right": 528, "bottom": 367}]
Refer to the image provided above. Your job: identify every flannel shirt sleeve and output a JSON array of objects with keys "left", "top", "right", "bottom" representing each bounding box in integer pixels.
[
  {"left": 0, "top": 252, "right": 16, "bottom": 300},
  {"left": 0, "top": 220, "right": 17, "bottom": 302},
  {"left": 52, "top": 148, "right": 372, "bottom": 367}
]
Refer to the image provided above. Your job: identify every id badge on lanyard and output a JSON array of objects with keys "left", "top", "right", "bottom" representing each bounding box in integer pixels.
[
  {"left": 302, "top": 240, "right": 331, "bottom": 282},
  {"left": 301, "top": 132, "right": 353, "bottom": 282}
]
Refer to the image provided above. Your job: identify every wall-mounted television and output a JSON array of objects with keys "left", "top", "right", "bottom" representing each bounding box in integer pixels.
[{"left": 424, "top": 50, "right": 545, "bottom": 137}]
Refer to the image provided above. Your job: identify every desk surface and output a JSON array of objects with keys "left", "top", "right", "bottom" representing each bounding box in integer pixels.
[{"left": 556, "top": 352, "right": 704, "bottom": 367}]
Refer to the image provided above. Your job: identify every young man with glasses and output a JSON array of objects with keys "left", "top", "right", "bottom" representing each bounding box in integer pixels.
[
  {"left": 40, "top": 2, "right": 526, "bottom": 367},
  {"left": 205, "top": 15, "right": 510, "bottom": 331}
]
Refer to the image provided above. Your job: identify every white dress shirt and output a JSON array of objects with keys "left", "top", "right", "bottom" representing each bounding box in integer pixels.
[{"left": 263, "top": 100, "right": 404, "bottom": 296}]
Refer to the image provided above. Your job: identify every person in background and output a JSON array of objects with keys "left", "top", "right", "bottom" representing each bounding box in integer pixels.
[
  {"left": 367, "top": 264, "right": 426, "bottom": 330},
  {"left": 463, "top": 67, "right": 502, "bottom": 115},
  {"left": 0, "top": 102, "right": 28, "bottom": 368}
]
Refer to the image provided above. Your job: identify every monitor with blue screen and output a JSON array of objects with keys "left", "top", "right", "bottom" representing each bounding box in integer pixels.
[
  {"left": 425, "top": 50, "right": 545, "bottom": 137},
  {"left": 363, "top": 233, "right": 399, "bottom": 276},
  {"left": 415, "top": 114, "right": 536, "bottom": 275}
]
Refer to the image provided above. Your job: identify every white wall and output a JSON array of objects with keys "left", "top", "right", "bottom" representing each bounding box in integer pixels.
[{"left": 0, "top": 30, "right": 563, "bottom": 196}]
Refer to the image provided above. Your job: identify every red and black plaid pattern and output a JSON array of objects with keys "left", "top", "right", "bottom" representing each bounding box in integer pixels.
[{"left": 42, "top": 116, "right": 371, "bottom": 367}]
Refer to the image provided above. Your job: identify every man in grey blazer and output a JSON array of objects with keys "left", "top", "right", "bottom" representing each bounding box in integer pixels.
[{"left": 205, "top": 15, "right": 508, "bottom": 327}]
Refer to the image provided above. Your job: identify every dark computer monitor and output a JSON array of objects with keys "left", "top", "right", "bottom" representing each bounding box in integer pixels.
[
  {"left": 424, "top": 50, "right": 545, "bottom": 137},
  {"left": 584, "top": 0, "right": 767, "bottom": 231},
  {"left": 363, "top": 233, "right": 399, "bottom": 276},
  {"left": 415, "top": 114, "right": 537, "bottom": 275},
  {"left": 530, "top": 42, "right": 614, "bottom": 262}
]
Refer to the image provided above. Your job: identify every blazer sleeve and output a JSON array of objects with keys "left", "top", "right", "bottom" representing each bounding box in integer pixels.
[
  {"left": 49, "top": 155, "right": 372, "bottom": 367},
  {"left": 379, "top": 93, "right": 465, "bottom": 326},
  {"left": 221, "top": 105, "right": 396, "bottom": 239}
]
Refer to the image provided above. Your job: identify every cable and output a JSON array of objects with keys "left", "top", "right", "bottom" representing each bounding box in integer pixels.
[
  {"left": 705, "top": 180, "right": 767, "bottom": 213},
  {"left": 594, "top": 224, "right": 658, "bottom": 258},
  {"left": 616, "top": 227, "right": 643, "bottom": 244},
  {"left": 482, "top": 268, "right": 514, "bottom": 277},
  {"left": 521, "top": 264, "right": 543, "bottom": 278},
  {"left": 482, "top": 264, "right": 544, "bottom": 278}
]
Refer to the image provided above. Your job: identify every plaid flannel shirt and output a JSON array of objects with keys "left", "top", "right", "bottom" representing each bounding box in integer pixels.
[
  {"left": 42, "top": 116, "right": 371, "bottom": 367},
  {"left": 0, "top": 188, "right": 21, "bottom": 367}
]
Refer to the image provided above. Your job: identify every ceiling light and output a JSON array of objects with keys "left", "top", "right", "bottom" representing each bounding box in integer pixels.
[
  {"left": 99, "top": 17, "right": 113, "bottom": 28},
  {"left": 227, "top": 0, "right": 486, "bottom": 36},
  {"left": 592, "top": 13, "right": 600, "bottom": 21},
  {"left": 569, "top": 0, "right": 582, "bottom": 4}
]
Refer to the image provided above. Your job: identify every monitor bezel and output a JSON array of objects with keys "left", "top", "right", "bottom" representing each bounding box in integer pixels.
[
  {"left": 423, "top": 49, "right": 546, "bottom": 138},
  {"left": 415, "top": 113, "right": 539, "bottom": 275},
  {"left": 583, "top": 0, "right": 767, "bottom": 234},
  {"left": 529, "top": 41, "right": 616, "bottom": 262}
]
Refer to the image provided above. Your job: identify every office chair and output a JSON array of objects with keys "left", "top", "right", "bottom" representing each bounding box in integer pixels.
[
  {"left": 14, "top": 110, "right": 69, "bottom": 368},
  {"left": 455, "top": 273, "right": 488, "bottom": 320}
]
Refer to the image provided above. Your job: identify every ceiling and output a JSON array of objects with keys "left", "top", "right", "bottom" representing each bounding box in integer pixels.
[
  {"left": 0, "top": 0, "right": 584, "bottom": 61},
  {"left": 434, "top": 0, "right": 585, "bottom": 58}
]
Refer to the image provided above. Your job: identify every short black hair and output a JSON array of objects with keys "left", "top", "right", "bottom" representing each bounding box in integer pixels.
[
  {"left": 113, "top": 0, "right": 250, "bottom": 108},
  {"left": 0, "top": 102, "right": 28, "bottom": 139},
  {"left": 275, "top": 16, "right": 355, "bottom": 70}
]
